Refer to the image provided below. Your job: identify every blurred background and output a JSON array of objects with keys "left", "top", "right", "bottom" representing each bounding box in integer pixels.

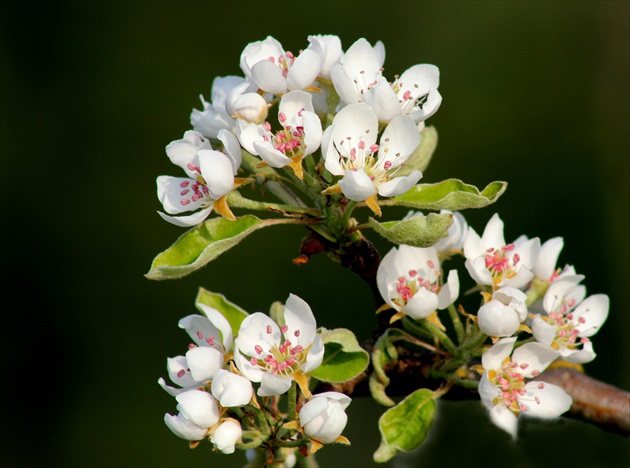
[{"left": 2, "top": 1, "right": 628, "bottom": 466}]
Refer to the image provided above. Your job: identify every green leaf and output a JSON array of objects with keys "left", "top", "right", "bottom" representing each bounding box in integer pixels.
[
  {"left": 368, "top": 212, "right": 453, "bottom": 247},
  {"left": 311, "top": 328, "right": 369, "bottom": 383},
  {"left": 370, "top": 329, "right": 423, "bottom": 406},
  {"left": 146, "top": 215, "right": 268, "bottom": 280},
  {"left": 396, "top": 126, "right": 438, "bottom": 176},
  {"left": 373, "top": 389, "right": 437, "bottom": 463},
  {"left": 385, "top": 179, "right": 507, "bottom": 211},
  {"left": 195, "top": 288, "right": 249, "bottom": 337}
]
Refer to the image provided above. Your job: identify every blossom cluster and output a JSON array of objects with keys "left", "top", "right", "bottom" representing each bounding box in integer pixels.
[
  {"left": 159, "top": 294, "right": 350, "bottom": 455},
  {"left": 156, "top": 35, "right": 441, "bottom": 225},
  {"left": 376, "top": 211, "right": 609, "bottom": 437}
]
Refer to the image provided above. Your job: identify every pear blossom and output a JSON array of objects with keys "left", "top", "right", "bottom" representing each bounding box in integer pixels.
[
  {"left": 240, "top": 36, "right": 322, "bottom": 94},
  {"left": 479, "top": 337, "right": 572, "bottom": 438},
  {"left": 434, "top": 210, "right": 468, "bottom": 254},
  {"left": 477, "top": 287, "right": 528, "bottom": 337},
  {"left": 157, "top": 130, "right": 242, "bottom": 226},
  {"left": 377, "top": 244, "right": 459, "bottom": 322},
  {"left": 234, "top": 294, "right": 324, "bottom": 398},
  {"left": 330, "top": 38, "right": 441, "bottom": 125},
  {"left": 211, "top": 369, "right": 254, "bottom": 407},
  {"left": 322, "top": 103, "right": 421, "bottom": 214},
  {"left": 463, "top": 213, "right": 540, "bottom": 289},
  {"left": 211, "top": 419, "right": 242, "bottom": 454},
  {"left": 531, "top": 275, "right": 609, "bottom": 363},
  {"left": 238, "top": 91, "right": 322, "bottom": 178},
  {"left": 299, "top": 392, "right": 351, "bottom": 444},
  {"left": 158, "top": 304, "right": 233, "bottom": 396},
  {"left": 164, "top": 389, "right": 221, "bottom": 441}
]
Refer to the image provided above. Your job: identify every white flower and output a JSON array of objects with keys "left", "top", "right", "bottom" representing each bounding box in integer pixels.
[
  {"left": 299, "top": 392, "right": 351, "bottom": 444},
  {"left": 479, "top": 337, "right": 572, "bottom": 438},
  {"left": 234, "top": 294, "right": 324, "bottom": 397},
  {"left": 331, "top": 38, "right": 441, "bottom": 124},
  {"left": 322, "top": 103, "right": 421, "bottom": 214},
  {"left": 477, "top": 287, "right": 528, "bottom": 337},
  {"left": 211, "top": 369, "right": 254, "bottom": 407},
  {"left": 377, "top": 244, "right": 459, "bottom": 322},
  {"left": 531, "top": 275, "right": 609, "bottom": 363},
  {"left": 158, "top": 304, "right": 233, "bottom": 396},
  {"left": 237, "top": 91, "right": 322, "bottom": 178},
  {"left": 211, "top": 419, "right": 242, "bottom": 454},
  {"left": 463, "top": 213, "right": 540, "bottom": 289},
  {"left": 240, "top": 36, "right": 322, "bottom": 94},
  {"left": 157, "top": 130, "right": 242, "bottom": 226}
]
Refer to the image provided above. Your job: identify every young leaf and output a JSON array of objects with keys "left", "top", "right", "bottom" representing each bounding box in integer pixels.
[
  {"left": 311, "top": 328, "right": 369, "bottom": 383},
  {"left": 384, "top": 179, "right": 507, "bottom": 211},
  {"left": 396, "top": 126, "right": 438, "bottom": 176},
  {"left": 368, "top": 212, "right": 453, "bottom": 247},
  {"left": 373, "top": 389, "right": 437, "bottom": 463},
  {"left": 195, "top": 288, "right": 248, "bottom": 337},
  {"left": 146, "top": 215, "right": 268, "bottom": 280}
]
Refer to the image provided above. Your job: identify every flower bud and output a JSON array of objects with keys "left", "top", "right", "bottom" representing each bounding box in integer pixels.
[
  {"left": 211, "top": 419, "right": 242, "bottom": 454},
  {"left": 176, "top": 389, "right": 220, "bottom": 429},
  {"left": 299, "top": 392, "right": 351, "bottom": 444},
  {"left": 211, "top": 369, "right": 254, "bottom": 407}
]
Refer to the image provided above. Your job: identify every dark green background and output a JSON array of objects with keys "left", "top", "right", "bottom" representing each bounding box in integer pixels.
[{"left": 2, "top": 1, "right": 628, "bottom": 466}]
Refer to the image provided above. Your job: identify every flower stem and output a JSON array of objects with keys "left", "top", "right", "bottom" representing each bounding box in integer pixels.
[
  {"left": 287, "top": 381, "right": 298, "bottom": 420},
  {"left": 447, "top": 304, "right": 465, "bottom": 344},
  {"left": 402, "top": 317, "right": 459, "bottom": 356},
  {"left": 228, "top": 191, "right": 323, "bottom": 217}
]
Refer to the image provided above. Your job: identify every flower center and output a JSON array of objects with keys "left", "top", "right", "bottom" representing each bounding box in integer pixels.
[
  {"left": 542, "top": 298, "right": 591, "bottom": 350},
  {"left": 484, "top": 244, "right": 520, "bottom": 286},
  {"left": 249, "top": 325, "right": 307, "bottom": 377},
  {"left": 489, "top": 359, "right": 541, "bottom": 413},
  {"left": 392, "top": 261, "right": 440, "bottom": 308},
  {"left": 266, "top": 51, "right": 295, "bottom": 78},
  {"left": 263, "top": 119, "right": 306, "bottom": 158},
  {"left": 391, "top": 77, "right": 429, "bottom": 114}
]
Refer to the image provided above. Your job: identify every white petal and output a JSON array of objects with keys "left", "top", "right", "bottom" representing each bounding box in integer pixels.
[
  {"left": 531, "top": 315, "right": 557, "bottom": 346},
  {"left": 301, "top": 111, "right": 323, "bottom": 156},
  {"left": 258, "top": 373, "right": 292, "bottom": 396},
  {"left": 211, "top": 370, "right": 253, "bottom": 407},
  {"left": 482, "top": 337, "right": 517, "bottom": 370},
  {"left": 211, "top": 420, "right": 242, "bottom": 454},
  {"left": 176, "top": 390, "right": 220, "bottom": 428},
  {"left": 158, "top": 377, "right": 186, "bottom": 397},
  {"left": 251, "top": 59, "right": 287, "bottom": 94},
  {"left": 521, "top": 381, "right": 572, "bottom": 418},
  {"left": 303, "top": 334, "right": 324, "bottom": 373},
  {"left": 478, "top": 372, "right": 501, "bottom": 409},
  {"left": 165, "top": 131, "right": 212, "bottom": 177},
  {"left": 364, "top": 80, "right": 402, "bottom": 123},
  {"left": 178, "top": 315, "right": 221, "bottom": 348},
  {"left": 543, "top": 275, "right": 585, "bottom": 313},
  {"left": 377, "top": 171, "right": 423, "bottom": 197},
  {"left": 186, "top": 346, "right": 223, "bottom": 382},
  {"left": 237, "top": 120, "right": 267, "bottom": 155},
  {"left": 195, "top": 303, "right": 234, "bottom": 351},
  {"left": 339, "top": 168, "right": 376, "bottom": 201},
  {"left": 377, "top": 115, "right": 421, "bottom": 170},
  {"left": 488, "top": 404, "right": 518, "bottom": 438},
  {"left": 562, "top": 341, "right": 596, "bottom": 364},
  {"left": 217, "top": 129, "right": 242, "bottom": 173},
  {"left": 330, "top": 63, "right": 360, "bottom": 103},
  {"left": 279, "top": 91, "right": 315, "bottom": 125},
  {"left": 504, "top": 265, "right": 535, "bottom": 290},
  {"left": 437, "top": 270, "right": 459, "bottom": 309},
  {"left": 166, "top": 355, "right": 197, "bottom": 388},
  {"left": 164, "top": 413, "right": 208, "bottom": 441},
  {"left": 307, "top": 34, "right": 343, "bottom": 79},
  {"left": 463, "top": 227, "right": 484, "bottom": 260},
  {"left": 157, "top": 207, "right": 213, "bottom": 227},
  {"left": 534, "top": 237, "right": 564, "bottom": 281},
  {"left": 235, "top": 313, "right": 281, "bottom": 358},
  {"left": 284, "top": 294, "right": 317, "bottom": 349},
  {"left": 511, "top": 342, "right": 559, "bottom": 378},
  {"left": 298, "top": 394, "right": 329, "bottom": 426},
  {"left": 465, "top": 256, "right": 493, "bottom": 286},
  {"left": 157, "top": 176, "right": 206, "bottom": 215},
  {"left": 233, "top": 344, "right": 264, "bottom": 383},
  {"left": 253, "top": 141, "right": 293, "bottom": 168},
  {"left": 573, "top": 294, "right": 609, "bottom": 337},
  {"left": 481, "top": 213, "right": 506, "bottom": 249},
  {"left": 478, "top": 300, "right": 520, "bottom": 337},
  {"left": 198, "top": 150, "right": 235, "bottom": 200},
  {"left": 286, "top": 49, "right": 322, "bottom": 91},
  {"left": 410, "top": 88, "right": 442, "bottom": 122},
  {"left": 403, "top": 287, "right": 439, "bottom": 320}
]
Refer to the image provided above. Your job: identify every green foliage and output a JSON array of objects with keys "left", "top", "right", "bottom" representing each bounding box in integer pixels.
[
  {"left": 311, "top": 328, "right": 369, "bottom": 383},
  {"left": 368, "top": 212, "right": 453, "bottom": 247},
  {"left": 385, "top": 179, "right": 507, "bottom": 211},
  {"left": 373, "top": 389, "right": 437, "bottom": 463},
  {"left": 146, "top": 215, "right": 268, "bottom": 280},
  {"left": 396, "top": 126, "right": 438, "bottom": 176},
  {"left": 195, "top": 288, "right": 249, "bottom": 337}
]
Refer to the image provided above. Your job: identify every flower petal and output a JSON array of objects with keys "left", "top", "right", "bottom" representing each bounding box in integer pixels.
[
  {"left": 176, "top": 390, "right": 220, "bottom": 428},
  {"left": 482, "top": 337, "right": 517, "bottom": 370},
  {"left": 437, "top": 269, "right": 460, "bottom": 309},
  {"left": 573, "top": 294, "right": 609, "bottom": 337},
  {"left": 377, "top": 170, "right": 423, "bottom": 197},
  {"left": 488, "top": 404, "right": 518, "bottom": 438},
  {"left": 157, "top": 206, "right": 213, "bottom": 227},
  {"left": 339, "top": 168, "right": 376, "bottom": 201},
  {"left": 403, "top": 287, "right": 439, "bottom": 320},
  {"left": 196, "top": 303, "right": 233, "bottom": 351},
  {"left": 286, "top": 49, "right": 322, "bottom": 91},
  {"left": 258, "top": 373, "right": 292, "bottom": 396},
  {"left": 284, "top": 294, "right": 317, "bottom": 349},
  {"left": 522, "top": 381, "right": 572, "bottom": 418},
  {"left": 198, "top": 150, "right": 235, "bottom": 200},
  {"left": 164, "top": 413, "right": 208, "bottom": 441},
  {"left": 186, "top": 346, "right": 223, "bottom": 382},
  {"left": 511, "top": 342, "right": 559, "bottom": 378}
]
